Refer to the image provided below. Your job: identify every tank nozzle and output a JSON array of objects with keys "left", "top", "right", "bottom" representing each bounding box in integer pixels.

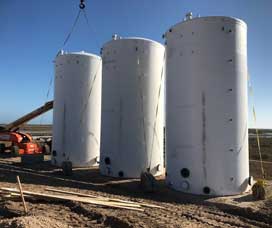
[{"left": 185, "top": 12, "right": 193, "bottom": 20}]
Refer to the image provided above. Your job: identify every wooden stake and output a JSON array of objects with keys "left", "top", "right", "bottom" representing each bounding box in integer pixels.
[
  {"left": 46, "top": 188, "right": 136, "bottom": 203},
  {"left": 45, "top": 187, "right": 164, "bottom": 209},
  {"left": 16, "top": 176, "right": 28, "bottom": 214},
  {"left": 1, "top": 187, "right": 144, "bottom": 211}
]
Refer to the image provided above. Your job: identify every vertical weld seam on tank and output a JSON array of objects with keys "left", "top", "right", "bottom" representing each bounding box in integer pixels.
[
  {"left": 118, "top": 98, "right": 123, "bottom": 156},
  {"left": 62, "top": 103, "right": 66, "bottom": 160},
  {"left": 202, "top": 92, "right": 207, "bottom": 180}
]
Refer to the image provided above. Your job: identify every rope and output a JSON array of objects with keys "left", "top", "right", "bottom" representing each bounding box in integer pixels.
[
  {"left": 148, "top": 51, "right": 165, "bottom": 170},
  {"left": 248, "top": 73, "right": 265, "bottom": 179}
]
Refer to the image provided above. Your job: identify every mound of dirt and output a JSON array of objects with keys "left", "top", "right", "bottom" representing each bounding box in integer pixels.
[{"left": 0, "top": 215, "right": 68, "bottom": 228}]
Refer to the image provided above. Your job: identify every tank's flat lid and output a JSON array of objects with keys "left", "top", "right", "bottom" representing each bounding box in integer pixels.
[
  {"left": 192, "top": 16, "right": 246, "bottom": 26},
  {"left": 57, "top": 50, "right": 101, "bottom": 60},
  {"left": 165, "top": 16, "right": 247, "bottom": 35},
  {"left": 103, "top": 37, "right": 164, "bottom": 48}
]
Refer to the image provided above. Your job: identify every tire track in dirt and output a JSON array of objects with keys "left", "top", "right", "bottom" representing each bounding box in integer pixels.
[
  {"left": 142, "top": 203, "right": 219, "bottom": 228},
  {"left": 145, "top": 202, "right": 271, "bottom": 228},
  {"left": 1, "top": 195, "right": 271, "bottom": 228},
  {"left": 67, "top": 202, "right": 134, "bottom": 228}
]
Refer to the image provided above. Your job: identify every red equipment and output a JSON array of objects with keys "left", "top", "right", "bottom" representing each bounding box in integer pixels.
[
  {"left": 0, "top": 132, "right": 42, "bottom": 155},
  {"left": 0, "top": 101, "right": 53, "bottom": 156}
]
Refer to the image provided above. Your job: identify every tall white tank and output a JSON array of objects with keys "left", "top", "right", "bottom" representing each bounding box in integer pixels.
[
  {"left": 52, "top": 51, "right": 102, "bottom": 167},
  {"left": 165, "top": 15, "right": 250, "bottom": 195},
  {"left": 100, "top": 37, "right": 165, "bottom": 178}
]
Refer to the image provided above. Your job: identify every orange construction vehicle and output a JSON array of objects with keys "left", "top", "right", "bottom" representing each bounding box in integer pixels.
[{"left": 0, "top": 101, "right": 53, "bottom": 156}]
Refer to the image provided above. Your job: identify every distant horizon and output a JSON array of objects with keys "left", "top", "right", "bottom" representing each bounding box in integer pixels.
[{"left": 0, "top": 123, "right": 271, "bottom": 130}]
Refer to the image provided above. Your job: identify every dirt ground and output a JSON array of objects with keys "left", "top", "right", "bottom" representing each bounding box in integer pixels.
[
  {"left": 0, "top": 155, "right": 271, "bottom": 228},
  {"left": 0, "top": 128, "right": 271, "bottom": 227}
]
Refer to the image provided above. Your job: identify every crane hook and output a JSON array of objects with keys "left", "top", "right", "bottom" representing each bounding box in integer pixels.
[{"left": 79, "top": 0, "right": 85, "bottom": 9}]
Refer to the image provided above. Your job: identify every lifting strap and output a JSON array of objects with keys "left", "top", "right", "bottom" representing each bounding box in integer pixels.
[
  {"left": 79, "top": 61, "right": 102, "bottom": 124},
  {"left": 248, "top": 73, "right": 265, "bottom": 179},
  {"left": 137, "top": 56, "right": 148, "bottom": 166},
  {"left": 148, "top": 52, "right": 165, "bottom": 170}
]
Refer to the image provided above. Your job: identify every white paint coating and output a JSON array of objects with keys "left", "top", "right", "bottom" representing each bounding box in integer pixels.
[
  {"left": 100, "top": 37, "right": 165, "bottom": 178},
  {"left": 52, "top": 51, "right": 102, "bottom": 167},
  {"left": 165, "top": 16, "right": 250, "bottom": 195}
]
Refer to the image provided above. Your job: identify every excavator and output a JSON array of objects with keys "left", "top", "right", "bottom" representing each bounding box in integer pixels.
[{"left": 0, "top": 101, "right": 53, "bottom": 156}]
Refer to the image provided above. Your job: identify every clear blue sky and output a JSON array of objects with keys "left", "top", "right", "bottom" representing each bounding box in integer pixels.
[{"left": 0, "top": 0, "right": 271, "bottom": 128}]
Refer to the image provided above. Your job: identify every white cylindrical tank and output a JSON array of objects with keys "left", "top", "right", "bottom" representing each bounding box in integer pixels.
[
  {"left": 52, "top": 51, "right": 102, "bottom": 167},
  {"left": 165, "top": 15, "right": 250, "bottom": 195},
  {"left": 100, "top": 37, "right": 165, "bottom": 178}
]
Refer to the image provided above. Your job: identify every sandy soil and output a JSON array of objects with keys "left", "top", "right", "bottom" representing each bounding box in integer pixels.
[
  {"left": 0, "top": 155, "right": 271, "bottom": 228},
  {"left": 0, "top": 127, "right": 271, "bottom": 227}
]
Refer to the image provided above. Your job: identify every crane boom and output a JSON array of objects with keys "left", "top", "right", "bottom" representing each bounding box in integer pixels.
[{"left": 4, "top": 101, "right": 53, "bottom": 132}]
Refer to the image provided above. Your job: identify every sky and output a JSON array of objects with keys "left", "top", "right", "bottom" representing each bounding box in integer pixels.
[{"left": 0, "top": 0, "right": 271, "bottom": 128}]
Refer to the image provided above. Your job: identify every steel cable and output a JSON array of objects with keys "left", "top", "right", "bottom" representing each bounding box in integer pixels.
[
  {"left": 82, "top": 8, "right": 100, "bottom": 49},
  {"left": 39, "top": 75, "right": 53, "bottom": 125},
  {"left": 61, "top": 9, "right": 82, "bottom": 50},
  {"left": 40, "top": 8, "right": 82, "bottom": 125}
]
